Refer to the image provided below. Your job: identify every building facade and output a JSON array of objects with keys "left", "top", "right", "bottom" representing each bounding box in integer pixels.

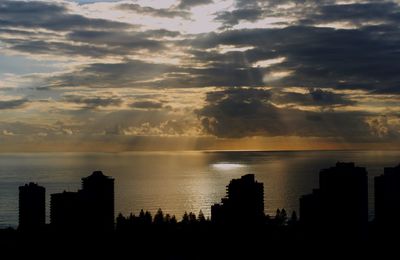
[
  {"left": 300, "top": 162, "right": 368, "bottom": 236},
  {"left": 19, "top": 182, "right": 45, "bottom": 231},
  {"left": 211, "top": 174, "right": 264, "bottom": 225},
  {"left": 375, "top": 164, "right": 400, "bottom": 226}
]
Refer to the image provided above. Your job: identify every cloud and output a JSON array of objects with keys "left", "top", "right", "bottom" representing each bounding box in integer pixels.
[
  {"left": 177, "top": 0, "right": 214, "bottom": 10},
  {"left": 2, "top": 38, "right": 124, "bottom": 58},
  {"left": 2, "top": 130, "right": 14, "bottom": 136},
  {"left": 0, "top": 121, "right": 50, "bottom": 135},
  {"left": 1, "top": 29, "right": 177, "bottom": 59},
  {"left": 215, "top": 8, "right": 264, "bottom": 28},
  {"left": 77, "top": 107, "right": 200, "bottom": 137},
  {"left": 120, "top": 119, "right": 196, "bottom": 136},
  {"left": 271, "top": 88, "right": 356, "bottom": 107},
  {"left": 187, "top": 23, "right": 400, "bottom": 93},
  {"left": 0, "top": 99, "right": 29, "bottom": 110},
  {"left": 0, "top": 1, "right": 152, "bottom": 58},
  {"left": 117, "top": 3, "right": 190, "bottom": 18},
  {"left": 197, "top": 88, "right": 377, "bottom": 139},
  {"left": 62, "top": 94, "right": 123, "bottom": 108},
  {"left": 50, "top": 60, "right": 176, "bottom": 88},
  {"left": 303, "top": 2, "right": 400, "bottom": 26},
  {"left": 130, "top": 101, "right": 164, "bottom": 109},
  {"left": 67, "top": 29, "right": 174, "bottom": 51},
  {"left": 0, "top": 0, "right": 132, "bottom": 31},
  {"left": 2, "top": 0, "right": 400, "bottom": 150},
  {"left": 31, "top": 16, "right": 400, "bottom": 92},
  {"left": 5, "top": 0, "right": 400, "bottom": 94}
]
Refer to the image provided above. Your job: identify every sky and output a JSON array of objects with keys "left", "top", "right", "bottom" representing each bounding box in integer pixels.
[{"left": 1, "top": 0, "right": 400, "bottom": 152}]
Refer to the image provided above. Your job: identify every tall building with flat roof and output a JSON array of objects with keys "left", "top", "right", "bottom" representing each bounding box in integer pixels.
[
  {"left": 19, "top": 182, "right": 45, "bottom": 231},
  {"left": 211, "top": 174, "right": 264, "bottom": 225},
  {"left": 81, "top": 171, "right": 115, "bottom": 231},
  {"left": 299, "top": 189, "right": 322, "bottom": 227},
  {"left": 375, "top": 164, "right": 400, "bottom": 225},
  {"left": 50, "top": 191, "right": 81, "bottom": 231},
  {"left": 49, "top": 171, "right": 115, "bottom": 232},
  {"left": 300, "top": 162, "right": 368, "bottom": 236}
]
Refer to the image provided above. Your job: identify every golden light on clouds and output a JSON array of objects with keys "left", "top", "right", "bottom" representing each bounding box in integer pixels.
[
  {"left": 0, "top": 0, "right": 400, "bottom": 152},
  {"left": 263, "top": 70, "right": 293, "bottom": 83}
]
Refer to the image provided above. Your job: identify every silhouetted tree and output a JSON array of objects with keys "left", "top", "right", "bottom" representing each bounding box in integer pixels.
[
  {"left": 182, "top": 212, "right": 189, "bottom": 225},
  {"left": 189, "top": 212, "right": 197, "bottom": 224},
  {"left": 198, "top": 210, "right": 206, "bottom": 223},
  {"left": 139, "top": 209, "right": 145, "bottom": 224},
  {"left": 154, "top": 208, "right": 164, "bottom": 225},
  {"left": 116, "top": 213, "right": 125, "bottom": 230},
  {"left": 170, "top": 215, "right": 177, "bottom": 225},
  {"left": 117, "top": 213, "right": 124, "bottom": 222},
  {"left": 144, "top": 211, "right": 152, "bottom": 225},
  {"left": 276, "top": 209, "right": 281, "bottom": 219},
  {"left": 164, "top": 213, "right": 171, "bottom": 224},
  {"left": 275, "top": 208, "right": 288, "bottom": 225},
  {"left": 281, "top": 208, "right": 287, "bottom": 222}
]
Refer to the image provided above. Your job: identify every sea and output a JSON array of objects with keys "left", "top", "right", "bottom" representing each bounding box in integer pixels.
[{"left": 0, "top": 150, "right": 399, "bottom": 228}]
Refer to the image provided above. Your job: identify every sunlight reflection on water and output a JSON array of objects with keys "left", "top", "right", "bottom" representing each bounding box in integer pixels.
[{"left": 211, "top": 162, "right": 245, "bottom": 170}]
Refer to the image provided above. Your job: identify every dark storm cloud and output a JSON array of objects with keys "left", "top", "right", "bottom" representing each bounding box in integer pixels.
[
  {"left": 215, "top": 8, "right": 264, "bottom": 28},
  {"left": 129, "top": 65, "right": 266, "bottom": 89},
  {"left": 0, "top": 99, "right": 29, "bottom": 110},
  {"left": 1, "top": 38, "right": 126, "bottom": 58},
  {"left": 177, "top": 0, "right": 213, "bottom": 9},
  {"left": 133, "top": 29, "right": 181, "bottom": 38},
  {"left": 63, "top": 95, "right": 122, "bottom": 108},
  {"left": 178, "top": 66, "right": 265, "bottom": 87},
  {"left": 197, "top": 88, "right": 375, "bottom": 139},
  {"left": 130, "top": 101, "right": 164, "bottom": 109},
  {"left": 303, "top": 2, "right": 400, "bottom": 26},
  {"left": 67, "top": 29, "right": 178, "bottom": 50},
  {"left": 213, "top": 0, "right": 314, "bottom": 28},
  {"left": 48, "top": 57, "right": 265, "bottom": 89},
  {"left": 0, "top": 28, "right": 59, "bottom": 37},
  {"left": 21, "top": 0, "right": 400, "bottom": 94},
  {"left": 51, "top": 60, "right": 177, "bottom": 88},
  {"left": 1, "top": 30, "right": 177, "bottom": 59},
  {"left": 45, "top": 17, "right": 400, "bottom": 91},
  {"left": 117, "top": 3, "right": 190, "bottom": 18},
  {"left": 0, "top": 0, "right": 132, "bottom": 31},
  {"left": 214, "top": 1, "right": 400, "bottom": 30},
  {"left": 188, "top": 22, "right": 400, "bottom": 93},
  {"left": 117, "top": 0, "right": 214, "bottom": 18},
  {"left": 0, "top": 1, "right": 176, "bottom": 58},
  {"left": 272, "top": 88, "right": 356, "bottom": 107}
]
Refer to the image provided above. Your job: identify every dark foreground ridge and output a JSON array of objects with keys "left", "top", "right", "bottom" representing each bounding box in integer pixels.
[{"left": 1, "top": 162, "right": 400, "bottom": 257}]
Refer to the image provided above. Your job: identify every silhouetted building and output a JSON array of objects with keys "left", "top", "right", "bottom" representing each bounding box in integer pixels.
[
  {"left": 50, "top": 191, "right": 81, "bottom": 231},
  {"left": 80, "top": 171, "right": 115, "bottom": 232},
  {"left": 375, "top": 164, "right": 400, "bottom": 226},
  {"left": 300, "top": 162, "right": 368, "bottom": 237},
  {"left": 49, "top": 171, "right": 114, "bottom": 232},
  {"left": 211, "top": 174, "right": 264, "bottom": 225},
  {"left": 299, "top": 189, "right": 321, "bottom": 227},
  {"left": 19, "top": 183, "right": 45, "bottom": 231}
]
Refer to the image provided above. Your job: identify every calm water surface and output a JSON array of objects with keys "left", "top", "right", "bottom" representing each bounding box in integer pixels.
[{"left": 0, "top": 150, "right": 399, "bottom": 228}]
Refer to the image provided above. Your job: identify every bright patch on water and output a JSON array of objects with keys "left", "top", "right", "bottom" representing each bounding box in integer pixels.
[{"left": 212, "top": 162, "right": 245, "bottom": 170}]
